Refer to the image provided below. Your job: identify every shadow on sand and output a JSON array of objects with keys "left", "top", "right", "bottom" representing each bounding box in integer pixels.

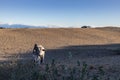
[
  {"left": 45, "top": 43, "right": 120, "bottom": 62},
  {"left": 0, "top": 43, "right": 120, "bottom": 64},
  {"left": 0, "top": 43, "right": 120, "bottom": 80}
]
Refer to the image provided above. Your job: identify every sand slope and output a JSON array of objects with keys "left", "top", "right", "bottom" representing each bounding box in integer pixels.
[{"left": 0, "top": 28, "right": 120, "bottom": 54}]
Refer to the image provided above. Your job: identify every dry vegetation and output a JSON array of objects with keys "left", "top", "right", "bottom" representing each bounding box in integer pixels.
[
  {"left": 0, "top": 28, "right": 119, "bottom": 53},
  {"left": 0, "top": 27, "right": 120, "bottom": 80}
]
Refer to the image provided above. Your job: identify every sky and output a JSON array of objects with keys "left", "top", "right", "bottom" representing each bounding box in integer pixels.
[{"left": 0, "top": 0, "right": 120, "bottom": 27}]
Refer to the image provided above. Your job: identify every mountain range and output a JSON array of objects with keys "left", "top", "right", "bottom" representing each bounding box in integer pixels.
[
  {"left": 0, "top": 23, "right": 119, "bottom": 28},
  {"left": 0, "top": 24, "right": 47, "bottom": 28}
]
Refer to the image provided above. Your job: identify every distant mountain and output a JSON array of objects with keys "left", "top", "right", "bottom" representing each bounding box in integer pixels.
[
  {"left": 0, "top": 24, "right": 47, "bottom": 28},
  {"left": 0, "top": 23, "right": 119, "bottom": 28}
]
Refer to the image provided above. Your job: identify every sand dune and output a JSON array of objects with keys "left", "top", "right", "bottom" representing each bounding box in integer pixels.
[{"left": 0, "top": 28, "right": 120, "bottom": 54}]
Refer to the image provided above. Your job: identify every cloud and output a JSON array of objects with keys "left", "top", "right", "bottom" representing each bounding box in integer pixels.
[
  {"left": 0, "top": 22, "right": 14, "bottom": 25},
  {"left": 0, "top": 22, "right": 3, "bottom": 24},
  {"left": 8, "top": 22, "right": 14, "bottom": 25}
]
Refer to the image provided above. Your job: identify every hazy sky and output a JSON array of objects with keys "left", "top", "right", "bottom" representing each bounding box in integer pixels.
[{"left": 0, "top": 0, "right": 120, "bottom": 27}]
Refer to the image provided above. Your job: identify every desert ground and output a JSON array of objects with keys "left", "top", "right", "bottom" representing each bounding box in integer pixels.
[
  {"left": 0, "top": 27, "right": 120, "bottom": 64},
  {"left": 0, "top": 27, "right": 120, "bottom": 80}
]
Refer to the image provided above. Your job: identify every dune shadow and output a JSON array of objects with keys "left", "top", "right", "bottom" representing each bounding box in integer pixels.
[
  {"left": 0, "top": 43, "right": 120, "bottom": 64},
  {"left": 45, "top": 43, "right": 120, "bottom": 63},
  {"left": 0, "top": 43, "right": 120, "bottom": 80},
  {"left": 0, "top": 51, "right": 33, "bottom": 64}
]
